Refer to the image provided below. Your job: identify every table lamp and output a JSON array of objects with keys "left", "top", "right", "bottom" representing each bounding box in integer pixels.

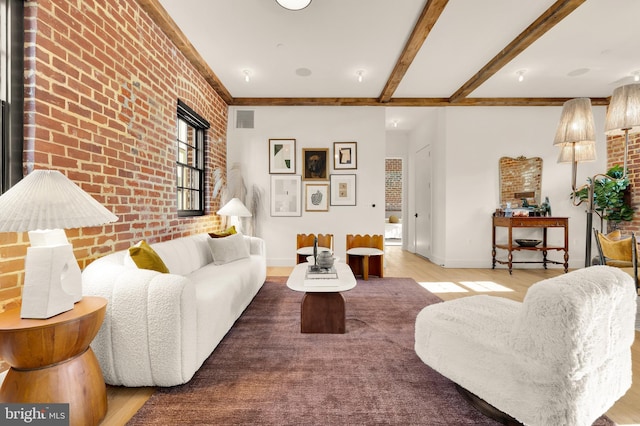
[
  {"left": 0, "top": 170, "right": 118, "bottom": 319},
  {"left": 217, "top": 197, "right": 252, "bottom": 233}
]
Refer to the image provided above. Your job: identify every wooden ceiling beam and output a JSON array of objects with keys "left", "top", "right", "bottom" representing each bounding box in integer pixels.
[
  {"left": 136, "top": 0, "right": 234, "bottom": 104},
  {"left": 448, "top": 0, "right": 587, "bottom": 103},
  {"left": 378, "top": 0, "right": 449, "bottom": 103},
  {"left": 230, "top": 97, "right": 610, "bottom": 107}
]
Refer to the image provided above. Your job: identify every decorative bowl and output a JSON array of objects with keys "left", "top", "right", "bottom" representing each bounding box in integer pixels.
[{"left": 515, "top": 239, "right": 542, "bottom": 247}]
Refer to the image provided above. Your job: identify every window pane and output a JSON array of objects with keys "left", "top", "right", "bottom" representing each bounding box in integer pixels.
[{"left": 178, "top": 119, "right": 188, "bottom": 142}]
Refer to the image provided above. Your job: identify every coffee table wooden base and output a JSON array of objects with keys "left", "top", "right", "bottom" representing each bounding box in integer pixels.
[{"left": 301, "top": 292, "right": 345, "bottom": 333}]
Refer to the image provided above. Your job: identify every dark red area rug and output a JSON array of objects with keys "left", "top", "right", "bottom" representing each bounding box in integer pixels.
[{"left": 128, "top": 277, "right": 614, "bottom": 425}]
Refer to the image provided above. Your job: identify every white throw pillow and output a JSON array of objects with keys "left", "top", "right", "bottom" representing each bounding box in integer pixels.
[{"left": 207, "top": 232, "right": 250, "bottom": 265}]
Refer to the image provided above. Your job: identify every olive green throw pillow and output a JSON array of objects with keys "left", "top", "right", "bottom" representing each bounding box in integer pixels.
[
  {"left": 208, "top": 226, "right": 237, "bottom": 239},
  {"left": 597, "top": 232, "right": 632, "bottom": 262},
  {"left": 128, "top": 240, "right": 170, "bottom": 273}
]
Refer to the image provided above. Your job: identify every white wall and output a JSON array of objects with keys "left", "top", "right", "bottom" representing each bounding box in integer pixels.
[
  {"left": 227, "top": 104, "right": 607, "bottom": 270},
  {"left": 404, "top": 106, "right": 607, "bottom": 269},
  {"left": 227, "top": 106, "right": 386, "bottom": 266}
]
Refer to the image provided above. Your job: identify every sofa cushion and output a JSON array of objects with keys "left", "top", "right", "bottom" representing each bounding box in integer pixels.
[
  {"left": 209, "top": 226, "right": 237, "bottom": 238},
  {"left": 207, "top": 232, "right": 250, "bottom": 265},
  {"left": 128, "top": 240, "right": 169, "bottom": 273},
  {"left": 151, "top": 234, "right": 212, "bottom": 276}
]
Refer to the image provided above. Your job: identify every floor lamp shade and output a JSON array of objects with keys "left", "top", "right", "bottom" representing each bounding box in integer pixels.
[
  {"left": 604, "top": 83, "right": 640, "bottom": 135},
  {"left": 553, "top": 98, "right": 596, "bottom": 146},
  {"left": 557, "top": 141, "right": 597, "bottom": 164},
  {"left": 0, "top": 170, "right": 118, "bottom": 318}
]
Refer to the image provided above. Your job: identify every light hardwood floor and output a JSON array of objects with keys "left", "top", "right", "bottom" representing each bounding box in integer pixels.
[{"left": 101, "top": 246, "right": 640, "bottom": 425}]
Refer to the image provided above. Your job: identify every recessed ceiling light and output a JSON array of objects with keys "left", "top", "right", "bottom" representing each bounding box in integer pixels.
[
  {"left": 276, "top": 0, "right": 311, "bottom": 11},
  {"left": 242, "top": 69, "right": 251, "bottom": 82},
  {"left": 515, "top": 70, "right": 526, "bottom": 83},
  {"left": 295, "top": 67, "right": 312, "bottom": 77},
  {"left": 391, "top": 120, "right": 398, "bottom": 128},
  {"left": 567, "top": 68, "right": 590, "bottom": 77},
  {"left": 356, "top": 70, "right": 364, "bottom": 83},
  {"left": 632, "top": 70, "right": 640, "bottom": 82}
]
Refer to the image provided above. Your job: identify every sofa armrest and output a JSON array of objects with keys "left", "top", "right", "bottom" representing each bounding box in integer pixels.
[
  {"left": 82, "top": 261, "right": 198, "bottom": 386},
  {"left": 245, "top": 235, "right": 266, "bottom": 257}
]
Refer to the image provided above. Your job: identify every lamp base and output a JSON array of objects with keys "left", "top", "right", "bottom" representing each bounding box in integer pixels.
[{"left": 20, "top": 230, "right": 83, "bottom": 319}]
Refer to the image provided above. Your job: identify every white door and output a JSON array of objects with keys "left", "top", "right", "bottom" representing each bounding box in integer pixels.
[{"left": 415, "top": 145, "right": 431, "bottom": 258}]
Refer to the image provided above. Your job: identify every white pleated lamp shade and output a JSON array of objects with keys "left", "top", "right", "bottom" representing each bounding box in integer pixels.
[
  {"left": 553, "top": 98, "right": 596, "bottom": 146},
  {"left": 0, "top": 170, "right": 118, "bottom": 232},
  {"left": 605, "top": 83, "right": 640, "bottom": 135},
  {"left": 557, "top": 141, "right": 597, "bottom": 163},
  {"left": 217, "top": 198, "right": 252, "bottom": 217}
]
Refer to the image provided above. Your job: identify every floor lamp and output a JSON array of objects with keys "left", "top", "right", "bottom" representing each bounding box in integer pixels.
[
  {"left": 554, "top": 84, "right": 640, "bottom": 267},
  {"left": 553, "top": 98, "right": 597, "bottom": 267}
]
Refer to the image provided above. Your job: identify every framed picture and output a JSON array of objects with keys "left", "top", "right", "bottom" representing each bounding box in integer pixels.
[
  {"left": 270, "top": 175, "right": 301, "bottom": 216},
  {"left": 305, "top": 183, "right": 329, "bottom": 212},
  {"left": 333, "top": 142, "right": 357, "bottom": 170},
  {"left": 302, "top": 148, "right": 329, "bottom": 180},
  {"left": 269, "top": 139, "right": 296, "bottom": 174},
  {"left": 330, "top": 174, "right": 356, "bottom": 206}
]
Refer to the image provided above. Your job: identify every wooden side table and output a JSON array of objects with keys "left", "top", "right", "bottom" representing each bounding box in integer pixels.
[
  {"left": 0, "top": 296, "right": 108, "bottom": 426},
  {"left": 492, "top": 216, "right": 569, "bottom": 274}
]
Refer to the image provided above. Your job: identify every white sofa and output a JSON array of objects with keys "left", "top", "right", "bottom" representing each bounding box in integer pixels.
[
  {"left": 82, "top": 233, "right": 266, "bottom": 387},
  {"left": 415, "top": 266, "right": 636, "bottom": 426}
]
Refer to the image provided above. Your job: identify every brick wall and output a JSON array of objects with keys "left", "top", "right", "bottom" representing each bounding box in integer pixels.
[
  {"left": 0, "top": 0, "right": 228, "bottom": 313},
  {"left": 385, "top": 158, "right": 402, "bottom": 212},
  {"left": 607, "top": 132, "right": 640, "bottom": 233}
]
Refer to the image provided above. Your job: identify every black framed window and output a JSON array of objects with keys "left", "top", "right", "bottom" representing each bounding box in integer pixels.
[
  {"left": 1, "top": 0, "right": 23, "bottom": 194},
  {"left": 176, "top": 100, "right": 209, "bottom": 216}
]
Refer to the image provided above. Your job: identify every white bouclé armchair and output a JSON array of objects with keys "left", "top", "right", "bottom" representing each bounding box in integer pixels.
[{"left": 415, "top": 266, "right": 636, "bottom": 426}]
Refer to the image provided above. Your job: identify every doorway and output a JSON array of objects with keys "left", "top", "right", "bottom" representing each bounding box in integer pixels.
[
  {"left": 385, "top": 158, "right": 403, "bottom": 246},
  {"left": 414, "top": 146, "right": 431, "bottom": 258}
]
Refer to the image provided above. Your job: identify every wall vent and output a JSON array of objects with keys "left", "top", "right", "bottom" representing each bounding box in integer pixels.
[{"left": 236, "top": 110, "right": 254, "bottom": 129}]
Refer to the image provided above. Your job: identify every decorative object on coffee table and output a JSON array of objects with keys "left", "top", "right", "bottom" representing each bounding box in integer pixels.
[{"left": 296, "top": 233, "right": 333, "bottom": 264}]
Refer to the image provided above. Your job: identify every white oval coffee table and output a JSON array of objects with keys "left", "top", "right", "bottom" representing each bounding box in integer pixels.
[{"left": 286, "top": 262, "right": 356, "bottom": 333}]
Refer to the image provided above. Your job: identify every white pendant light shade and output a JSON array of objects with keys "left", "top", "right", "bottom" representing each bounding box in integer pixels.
[
  {"left": 217, "top": 198, "right": 252, "bottom": 217},
  {"left": 0, "top": 170, "right": 118, "bottom": 232},
  {"left": 276, "top": 0, "right": 311, "bottom": 11},
  {"left": 604, "top": 83, "right": 640, "bottom": 135},
  {"left": 557, "top": 141, "right": 597, "bottom": 164},
  {"left": 553, "top": 98, "right": 596, "bottom": 146}
]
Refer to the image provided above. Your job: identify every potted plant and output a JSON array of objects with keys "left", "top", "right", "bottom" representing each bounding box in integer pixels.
[{"left": 573, "top": 165, "right": 634, "bottom": 230}]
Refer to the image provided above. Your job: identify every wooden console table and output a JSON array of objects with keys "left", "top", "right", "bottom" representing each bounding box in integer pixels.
[
  {"left": 0, "top": 296, "right": 108, "bottom": 426},
  {"left": 492, "top": 216, "right": 569, "bottom": 274}
]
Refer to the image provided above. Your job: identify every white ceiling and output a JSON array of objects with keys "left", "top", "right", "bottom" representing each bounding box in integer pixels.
[{"left": 156, "top": 0, "right": 640, "bottom": 131}]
